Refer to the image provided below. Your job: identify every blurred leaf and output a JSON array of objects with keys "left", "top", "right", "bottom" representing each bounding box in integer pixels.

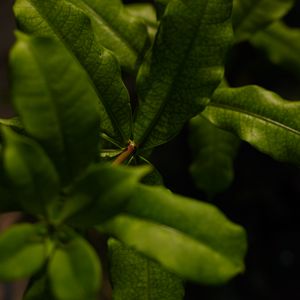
[
  {"left": 66, "top": 0, "right": 150, "bottom": 73},
  {"left": 62, "top": 164, "right": 150, "bottom": 227},
  {"left": 14, "top": 0, "right": 132, "bottom": 144},
  {"left": 133, "top": 0, "right": 233, "bottom": 150},
  {"left": 10, "top": 33, "right": 101, "bottom": 183},
  {"left": 102, "top": 184, "right": 247, "bottom": 284},
  {"left": 2, "top": 127, "right": 59, "bottom": 216},
  {"left": 154, "top": 0, "right": 170, "bottom": 19},
  {"left": 109, "top": 238, "right": 185, "bottom": 300},
  {"left": 203, "top": 85, "right": 300, "bottom": 166},
  {"left": 189, "top": 115, "right": 240, "bottom": 198},
  {"left": 251, "top": 21, "right": 300, "bottom": 77},
  {"left": 126, "top": 3, "right": 157, "bottom": 40},
  {"left": 48, "top": 235, "right": 101, "bottom": 300},
  {"left": 233, "top": 0, "right": 295, "bottom": 42},
  {"left": 0, "top": 223, "right": 47, "bottom": 281}
]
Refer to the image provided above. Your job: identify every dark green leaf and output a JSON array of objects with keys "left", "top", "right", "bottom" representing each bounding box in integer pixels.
[
  {"left": 133, "top": 0, "right": 233, "bottom": 150},
  {"left": 14, "top": 0, "right": 132, "bottom": 144},
  {"left": 250, "top": 21, "right": 300, "bottom": 78},
  {"left": 203, "top": 85, "right": 300, "bottom": 166},
  {"left": 2, "top": 127, "right": 59, "bottom": 216},
  {"left": 102, "top": 184, "right": 246, "bottom": 284},
  {"left": 48, "top": 235, "right": 101, "bottom": 300},
  {"left": 154, "top": 0, "right": 170, "bottom": 19},
  {"left": 233, "top": 0, "right": 294, "bottom": 42},
  {"left": 10, "top": 33, "right": 100, "bottom": 183},
  {"left": 189, "top": 115, "right": 239, "bottom": 198},
  {"left": 61, "top": 164, "right": 150, "bottom": 227},
  {"left": 109, "top": 238, "right": 184, "bottom": 300},
  {"left": 0, "top": 223, "right": 47, "bottom": 281},
  {"left": 67, "top": 0, "right": 150, "bottom": 72}
]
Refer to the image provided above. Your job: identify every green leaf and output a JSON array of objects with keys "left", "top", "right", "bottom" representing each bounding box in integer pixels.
[
  {"left": 109, "top": 238, "right": 185, "bottom": 300},
  {"left": 2, "top": 127, "right": 59, "bottom": 216},
  {"left": 189, "top": 115, "right": 239, "bottom": 198},
  {"left": 233, "top": 0, "right": 295, "bottom": 42},
  {"left": 61, "top": 164, "right": 150, "bottom": 227},
  {"left": 10, "top": 33, "right": 101, "bottom": 183},
  {"left": 102, "top": 184, "right": 247, "bottom": 284},
  {"left": 250, "top": 21, "right": 300, "bottom": 78},
  {"left": 14, "top": 0, "right": 132, "bottom": 144},
  {"left": 133, "top": 0, "right": 233, "bottom": 150},
  {"left": 24, "top": 273, "right": 56, "bottom": 300},
  {"left": 66, "top": 0, "right": 150, "bottom": 73},
  {"left": 0, "top": 117, "right": 23, "bottom": 132},
  {"left": 0, "top": 223, "right": 47, "bottom": 281},
  {"left": 126, "top": 3, "right": 157, "bottom": 40},
  {"left": 154, "top": 0, "right": 170, "bottom": 19},
  {"left": 203, "top": 85, "right": 300, "bottom": 166},
  {"left": 48, "top": 235, "right": 102, "bottom": 300}
]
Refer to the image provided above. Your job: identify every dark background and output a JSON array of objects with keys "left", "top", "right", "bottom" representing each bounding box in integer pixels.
[{"left": 1, "top": 1, "right": 300, "bottom": 299}]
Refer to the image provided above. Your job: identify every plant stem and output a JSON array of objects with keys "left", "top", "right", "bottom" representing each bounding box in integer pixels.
[{"left": 112, "top": 141, "right": 136, "bottom": 165}]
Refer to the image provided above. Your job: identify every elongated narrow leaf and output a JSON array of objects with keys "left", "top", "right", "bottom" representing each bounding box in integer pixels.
[
  {"left": 133, "top": 0, "right": 233, "bottom": 150},
  {"left": 233, "top": 0, "right": 294, "bottom": 42},
  {"left": 10, "top": 33, "right": 100, "bottom": 183},
  {"left": 67, "top": 0, "right": 150, "bottom": 72},
  {"left": 154, "top": 0, "right": 170, "bottom": 19},
  {"left": 48, "top": 235, "right": 101, "bottom": 300},
  {"left": 109, "top": 238, "right": 184, "bottom": 300},
  {"left": 61, "top": 164, "right": 150, "bottom": 227},
  {"left": 14, "top": 0, "right": 132, "bottom": 144},
  {"left": 0, "top": 223, "right": 47, "bottom": 281},
  {"left": 0, "top": 117, "right": 23, "bottom": 132},
  {"left": 2, "top": 127, "right": 59, "bottom": 216},
  {"left": 203, "top": 86, "right": 300, "bottom": 166},
  {"left": 102, "top": 184, "right": 246, "bottom": 284},
  {"left": 189, "top": 115, "right": 240, "bottom": 198},
  {"left": 251, "top": 22, "right": 300, "bottom": 77}
]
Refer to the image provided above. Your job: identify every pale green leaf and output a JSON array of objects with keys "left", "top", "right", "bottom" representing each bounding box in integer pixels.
[
  {"left": 189, "top": 115, "right": 239, "bottom": 198},
  {"left": 251, "top": 21, "right": 300, "bottom": 77},
  {"left": 48, "top": 235, "right": 102, "bottom": 300},
  {"left": 2, "top": 127, "right": 59, "bottom": 216},
  {"left": 133, "top": 0, "right": 233, "bottom": 150},
  {"left": 14, "top": 0, "right": 132, "bottom": 144},
  {"left": 10, "top": 33, "right": 100, "bottom": 183},
  {"left": 203, "top": 85, "right": 300, "bottom": 166},
  {"left": 102, "top": 184, "right": 246, "bottom": 284},
  {"left": 67, "top": 0, "right": 150, "bottom": 73},
  {"left": 233, "top": 0, "right": 295, "bottom": 42},
  {"left": 0, "top": 223, "right": 47, "bottom": 281},
  {"left": 61, "top": 164, "right": 150, "bottom": 227},
  {"left": 109, "top": 238, "right": 184, "bottom": 300}
]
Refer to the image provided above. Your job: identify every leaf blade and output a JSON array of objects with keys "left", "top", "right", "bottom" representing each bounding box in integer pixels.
[
  {"left": 133, "top": 0, "right": 233, "bottom": 150},
  {"left": 203, "top": 85, "right": 300, "bottom": 166}
]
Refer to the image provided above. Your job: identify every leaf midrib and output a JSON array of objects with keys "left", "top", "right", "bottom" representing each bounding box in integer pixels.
[
  {"left": 136, "top": 0, "right": 210, "bottom": 148},
  {"left": 26, "top": 0, "right": 128, "bottom": 143},
  {"left": 207, "top": 102, "right": 300, "bottom": 136}
]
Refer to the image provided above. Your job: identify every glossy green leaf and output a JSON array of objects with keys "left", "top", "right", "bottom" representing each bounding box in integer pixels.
[
  {"left": 126, "top": 3, "right": 157, "bottom": 40},
  {"left": 2, "top": 127, "right": 59, "bottom": 216},
  {"left": 10, "top": 33, "right": 100, "bottom": 183},
  {"left": 203, "top": 85, "right": 300, "bottom": 166},
  {"left": 133, "top": 0, "right": 233, "bottom": 150},
  {"left": 62, "top": 164, "right": 150, "bottom": 227},
  {"left": 14, "top": 0, "right": 132, "bottom": 144},
  {"left": 48, "top": 235, "right": 101, "bottom": 300},
  {"left": 66, "top": 0, "right": 150, "bottom": 73},
  {"left": 102, "top": 184, "right": 246, "bottom": 284},
  {"left": 189, "top": 115, "right": 239, "bottom": 198},
  {"left": 0, "top": 223, "right": 47, "bottom": 281},
  {"left": 109, "top": 238, "right": 185, "bottom": 300},
  {"left": 233, "top": 0, "right": 294, "bottom": 42},
  {"left": 251, "top": 21, "right": 300, "bottom": 77}
]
